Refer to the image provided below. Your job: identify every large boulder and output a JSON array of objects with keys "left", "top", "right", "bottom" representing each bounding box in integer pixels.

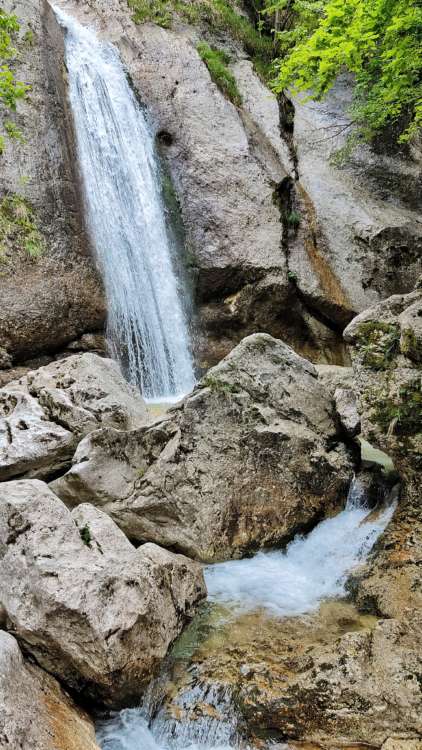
[
  {"left": 0, "top": 0, "right": 105, "bottom": 365},
  {"left": 0, "top": 480, "right": 205, "bottom": 707},
  {"left": 0, "top": 353, "right": 148, "bottom": 481},
  {"left": 0, "top": 630, "right": 100, "bottom": 750},
  {"left": 52, "top": 334, "right": 353, "bottom": 562}
]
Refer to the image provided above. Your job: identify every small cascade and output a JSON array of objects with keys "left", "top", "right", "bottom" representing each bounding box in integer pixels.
[
  {"left": 96, "top": 478, "right": 395, "bottom": 749},
  {"left": 55, "top": 8, "right": 196, "bottom": 401},
  {"left": 97, "top": 683, "right": 240, "bottom": 750},
  {"left": 205, "top": 477, "right": 395, "bottom": 616}
]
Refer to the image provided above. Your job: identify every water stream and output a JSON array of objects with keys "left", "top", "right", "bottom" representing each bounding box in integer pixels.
[
  {"left": 53, "top": 11, "right": 396, "bottom": 749},
  {"left": 55, "top": 8, "right": 195, "bottom": 401},
  {"left": 96, "top": 481, "right": 395, "bottom": 750}
]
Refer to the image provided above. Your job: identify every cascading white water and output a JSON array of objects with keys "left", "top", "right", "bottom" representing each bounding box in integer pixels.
[
  {"left": 96, "top": 480, "right": 395, "bottom": 750},
  {"left": 55, "top": 8, "right": 196, "bottom": 401},
  {"left": 205, "top": 479, "right": 396, "bottom": 616}
]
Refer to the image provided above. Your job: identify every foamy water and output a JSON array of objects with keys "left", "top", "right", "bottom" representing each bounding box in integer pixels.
[
  {"left": 55, "top": 8, "right": 195, "bottom": 400},
  {"left": 205, "top": 492, "right": 395, "bottom": 616}
]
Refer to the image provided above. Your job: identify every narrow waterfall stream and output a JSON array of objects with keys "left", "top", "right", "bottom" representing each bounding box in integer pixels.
[
  {"left": 96, "top": 482, "right": 395, "bottom": 750},
  {"left": 55, "top": 8, "right": 196, "bottom": 401}
]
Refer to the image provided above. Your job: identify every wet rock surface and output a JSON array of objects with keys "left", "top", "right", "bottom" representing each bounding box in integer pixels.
[
  {"left": 138, "top": 600, "right": 421, "bottom": 748},
  {"left": 53, "top": 334, "right": 353, "bottom": 561},
  {"left": 0, "top": 479, "right": 205, "bottom": 707},
  {"left": 0, "top": 0, "right": 106, "bottom": 366},
  {"left": 0, "top": 630, "right": 100, "bottom": 749}
]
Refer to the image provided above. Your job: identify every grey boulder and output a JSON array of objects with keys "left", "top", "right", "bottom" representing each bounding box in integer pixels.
[
  {"left": 0, "top": 480, "right": 205, "bottom": 707},
  {"left": 0, "top": 353, "right": 148, "bottom": 481},
  {"left": 53, "top": 334, "right": 353, "bottom": 562}
]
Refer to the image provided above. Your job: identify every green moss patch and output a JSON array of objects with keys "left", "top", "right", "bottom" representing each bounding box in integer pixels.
[
  {"left": 355, "top": 321, "right": 400, "bottom": 371},
  {"left": 197, "top": 42, "right": 241, "bottom": 105},
  {"left": 0, "top": 194, "right": 45, "bottom": 261},
  {"left": 202, "top": 374, "right": 240, "bottom": 395},
  {"left": 373, "top": 380, "right": 422, "bottom": 437},
  {"left": 128, "top": 0, "right": 273, "bottom": 79},
  {"left": 128, "top": 0, "right": 172, "bottom": 26}
]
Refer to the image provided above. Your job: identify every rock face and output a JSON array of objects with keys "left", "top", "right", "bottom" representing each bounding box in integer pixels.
[
  {"left": 0, "top": 0, "right": 106, "bottom": 366},
  {"left": 287, "top": 78, "right": 422, "bottom": 329},
  {"left": 0, "top": 353, "right": 148, "bottom": 481},
  {"left": 46, "top": 0, "right": 353, "bottom": 365},
  {"left": 344, "top": 286, "right": 422, "bottom": 621},
  {"left": 53, "top": 334, "right": 353, "bottom": 562},
  {"left": 0, "top": 630, "right": 100, "bottom": 750},
  {"left": 2, "top": 2, "right": 419, "bottom": 371},
  {"left": 0, "top": 480, "right": 205, "bottom": 707},
  {"left": 252, "top": 615, "right": 422, "bottom": 745},
  {"left": 344, "top": 287, "right": 422, "bottom": 503},
  {"left": 316, "top": 364, "right": 359, "bottom": 436},
  {"left": 1, "top": 0, "right": 421, "bottom": 375},
  {"left": 141, "top": 600, "right": 421, "bottom": 749}
]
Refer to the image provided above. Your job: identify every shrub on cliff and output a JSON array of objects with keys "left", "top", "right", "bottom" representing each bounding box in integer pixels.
[
  {"left": 267, "top": 0, "right": 422, "bottom": 144},
  {"left": 0, "top": 10, "right": 28, "bottom": 154}
]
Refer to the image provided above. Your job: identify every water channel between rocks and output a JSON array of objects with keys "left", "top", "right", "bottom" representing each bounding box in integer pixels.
[{"left": 97, "top": 484, "right": 395, "bottom": 750}]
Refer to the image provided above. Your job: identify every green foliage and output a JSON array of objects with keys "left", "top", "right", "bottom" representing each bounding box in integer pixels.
[
  {"left": 23, "top": 29, "right": 35, "bottom": 47},
  {"left": 373, "top": 380, "right": 422, "bottom": 437},
  {"left": 197, "top": 42, "right": 242, "bottom": 105},
  {"left": 286, "top": 209, "right": 301, "bottom": 227},
  {"left": 203, "top": 0, "right": 273, "bottom": 71},
  {"left": 128, "top": 0, "right": 172, "bottom": 26},
  {"left": 0, "top": 10, "right": 29, "bottom": 153},
  {"left": 128, "top": 0, "right": 273, "bottom": 78},
  {"left": 79, "top": 524, "right": 92, "bottom": 546},
  {"left": 202, "top": 374, "right": 239, "bottom": 394},
  {"left": 268, "top": 0, "right": 422, "bottom": 143},
  {"left": 0, "top": 194, "right": 45, "bottom": 260},
  {"left": 355, "top": 321, "right": 400, "bottom": 370}
]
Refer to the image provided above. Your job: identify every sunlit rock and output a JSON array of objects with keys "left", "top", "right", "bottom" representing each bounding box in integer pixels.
[{"left": 0, "top": 353, "right": 148, "bottom": 481}]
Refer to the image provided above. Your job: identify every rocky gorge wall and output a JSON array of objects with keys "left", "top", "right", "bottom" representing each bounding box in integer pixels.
[
  {"left": 0, "top": 0, "right": 420, "bottom": 378},
  {"left": 0, "top": 2, "right": 421, "bottom": 748},
  {"left": 0, "top": 0, "right": 106, "bottom": 370}
]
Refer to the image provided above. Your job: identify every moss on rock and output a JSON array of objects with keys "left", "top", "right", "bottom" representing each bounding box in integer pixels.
[
  {"left": 355, "top": 320, "right": 400, "bottom": 370},
  {"left": 0, "top": 194, "right": 45, "bottom": 261},
  {"left": 371, "top": 379, "right": 422, "bottom": 437}
]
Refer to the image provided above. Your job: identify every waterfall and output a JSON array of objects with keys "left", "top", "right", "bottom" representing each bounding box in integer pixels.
[{"left": 55, "top": 8, "right": 196, "bottom": 401}]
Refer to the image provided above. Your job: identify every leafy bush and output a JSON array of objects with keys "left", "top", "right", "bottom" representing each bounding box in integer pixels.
[
  {"left": 197, "top": 42, "right": 242, "bottom": 105},
  {"left": 268, "top": 0, "right": 422, "bottom": 144}
]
